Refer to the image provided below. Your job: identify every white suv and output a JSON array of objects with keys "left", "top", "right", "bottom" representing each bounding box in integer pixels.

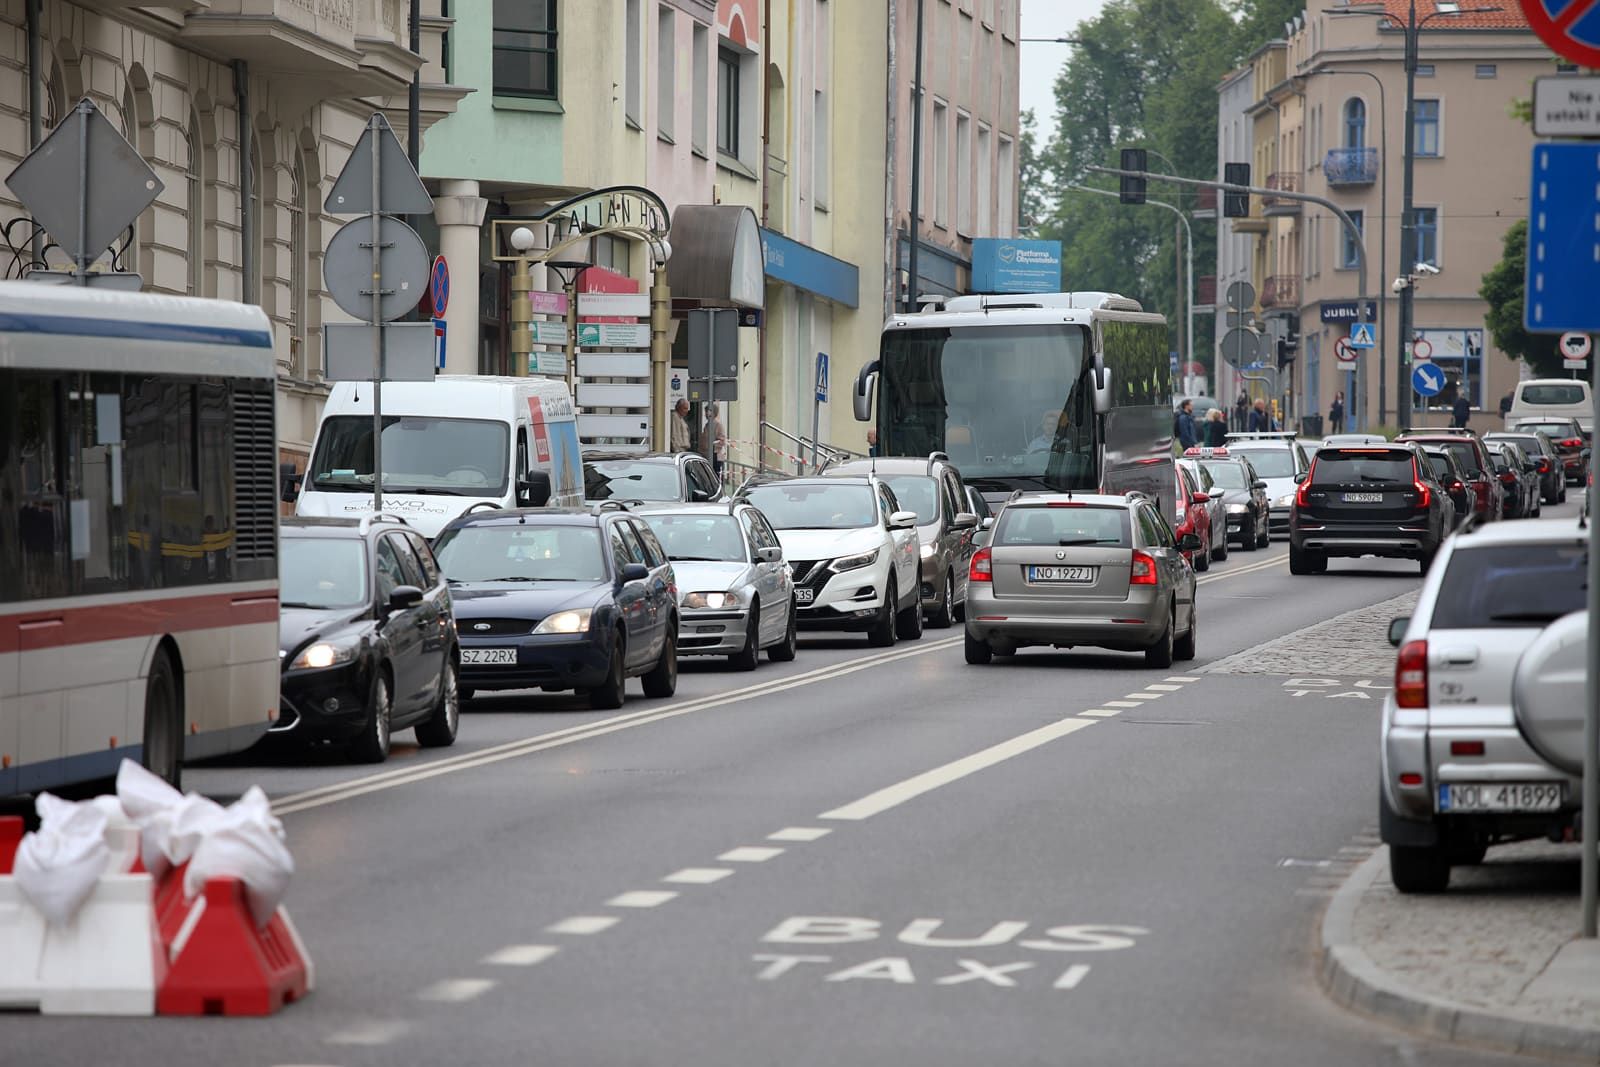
[
  {"left": 1380, "top": 517, "right": 1587, "bottom": 893},
  {"left": 739, "top": 476, "right": 923, "bottom": 646},
  {"left": 1223, "top": 431, "right": 1312, "bottom": 539}
]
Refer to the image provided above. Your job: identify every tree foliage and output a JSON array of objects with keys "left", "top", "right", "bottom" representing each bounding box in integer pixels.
[{"left": 1480, "top": 219, "right": 1563, "bottom": 378}]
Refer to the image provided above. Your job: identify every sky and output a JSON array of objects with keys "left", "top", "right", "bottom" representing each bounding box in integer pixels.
[{"left": 1019, "top": 0, "right": 1111, "bottom": 150}]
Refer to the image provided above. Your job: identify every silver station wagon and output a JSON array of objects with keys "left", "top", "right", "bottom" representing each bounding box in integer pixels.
[{"left": 963, "top": 492, "right": 1200, "bottom": 668}]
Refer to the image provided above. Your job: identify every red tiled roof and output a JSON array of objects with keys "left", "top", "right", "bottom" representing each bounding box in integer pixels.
[{"left": 1341, "top": 0, "right": 1531, "bottom": 30}]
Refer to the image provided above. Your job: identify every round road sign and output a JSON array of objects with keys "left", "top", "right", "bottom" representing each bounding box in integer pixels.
[
  {"left": 1560, "top": 331, "right": 1592, "bottom": 359},
  {"left": 1522, "top": 0, "right": 1600, "bottom": 71},
  {"left": 324, "top": 217, "right": 430, "bottom": 321},
  {"left": 430, "top": 255, "right": 450, "bottom": 316},
  {"left": 1220, "top": 326, "right": 1260, "bottom": 368},
  {"left": 1334, "top": 337, "right": 1358, "bottom": 364},
  {"left": 1412, "top": 363, "right": 1445, "bottom": 397},
  {"left": 1410, "top": 338, "right": 1433, "bottom": 362}
]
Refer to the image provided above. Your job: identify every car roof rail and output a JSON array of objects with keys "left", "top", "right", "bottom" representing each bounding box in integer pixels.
[
  {"left": 589, "top": 499, "right": 630, "bottom": 515},
  {"left": 926, "top": 451, "right": 950, "bottom": 475},
  {"left": 359, "top": 512, "right": 409, "bottom": 533}
]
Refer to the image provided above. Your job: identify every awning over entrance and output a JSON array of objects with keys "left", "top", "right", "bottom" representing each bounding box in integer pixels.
[
  {"left": 667, "top": 205, "right": 765, "bottom": 309},
  {"left": 761, "top": 227, "right": 859, "bottom": 308}
]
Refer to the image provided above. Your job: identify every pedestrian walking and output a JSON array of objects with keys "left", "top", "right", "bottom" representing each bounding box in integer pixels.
[
  {"left": 1174, "top": 399, "right": 1199, "bottom": 450},
  {"left": 1233, "top": 391, "right": 1250, "bottom": 433},
  {"left": 1328, "top": 391, "right": 1345, "bottom": 434},
  {"left": 1452, "top": 393, "right": 1471, "bottom": 429},
  {"left": 705, "top": 401, "right": 728, "bottom": 476},
  {"left": 670, "top": 398, "right": 692, "bottom": 452},
  {"left": 1247, "top": 397, "right": 1273, "bottom": 433},
  {"left": 1205, "top": 408, "right": 1228, "bottom": 447},
  {"left": 1499, "top": 390, "right": 1514, "bottom": 422}
]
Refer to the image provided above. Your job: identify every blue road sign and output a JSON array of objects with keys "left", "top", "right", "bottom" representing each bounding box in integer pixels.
[
  {"left": 1348, "top": 322, "right": 1376, "bottom": 349},
  {"left": 1527, "top": 143, "right": 1600, "bottom": 333},
  {"left": 430, "top": 255, "right": 450, "bottom": 316},
  {"left": 1412, "top": 362, "right": 1445, "bottom": 397},
  {"left": 815, "top": 352, "right": 830, "bottom": 403}
]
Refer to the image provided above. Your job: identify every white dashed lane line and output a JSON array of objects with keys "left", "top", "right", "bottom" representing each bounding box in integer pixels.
[
  {"left": 1143, "top": 683, "right": 1184, "bottom": 692},
  {"left": 1078, "top": 709, "right": 1121, "bottom": 718},
  {"left": 417, "top": 978, "right": 496, "bottom": 1003},
  {"left": 608, "top": 890, "right": 679, "bottom": 908},
  {"left": 1103, "top": 700, "right": 1144, "bottom": 708},
  {"left": 1166, "top": 676, "right": 1202, "bottom": 682},
  {"left": 325, "top": 1020, "right": 409, "bottom": 1046},
  {"left": 482, "top": 945, "right": 560, "bottom": 966},
  {"left": 769, "top": 826, "right": 831, "bottom": 841},
  {"left": 547, "top": 915, "right": 621, "bottom": 935},
  {"left": 718, "top": 846, "right": 785, "bottom": 862},
  {"left": 663, "top": 867, "right": 735, "bottom": 884},
  {"left": 1123, "top": 692, "right": 1162, "bottom": 700}
]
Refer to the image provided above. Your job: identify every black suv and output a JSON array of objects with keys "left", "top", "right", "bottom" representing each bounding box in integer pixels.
[
  {"left": 583, "top": 450, "right": 726, "bottom": 503},
  {"left": 1289, "top": 444, "right": 1456, "bottom": 574},
  {"left": 277, "top": 516, "right": 460, "bottom": 763}
]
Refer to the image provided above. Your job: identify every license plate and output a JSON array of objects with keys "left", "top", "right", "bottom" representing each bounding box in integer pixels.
[
  {"left": 795, "top": 588, "right": 814, "bottom": 603},
  {"left": 1026, "top": 565, "right": 1096, "bottom": 583},
  {"left": 1437, "top": 782, "right": 1563, "bottom": 813},
  {"left": 1342, "top": 492, "right": 1384, "bottom": 503},
  {"left": 461, "top": 648, "right": 517, "bottom": 665}
]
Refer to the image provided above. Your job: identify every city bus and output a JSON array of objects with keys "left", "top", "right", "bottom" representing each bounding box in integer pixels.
[
  {"left": 0, "top": 283, "right": 281, "bottom": 794},
  {"left": 852, "top": 291, "right": 1175, "bottom": 515}
]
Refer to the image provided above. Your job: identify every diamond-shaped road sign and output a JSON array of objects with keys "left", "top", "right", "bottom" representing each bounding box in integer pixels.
[
  {"left": 5, "top": 97, "right": 163, "bottom": 265},
  {"left": 1348, "top": 322, "right": 1376, "bottom": 349},
  {"left": 326, "top": 113, "right": 433, "bottom": 216}
]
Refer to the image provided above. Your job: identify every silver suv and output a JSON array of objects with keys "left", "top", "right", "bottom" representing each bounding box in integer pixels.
[{"left": 1380, "top": 517, "right": 1588, "bottom": 893}]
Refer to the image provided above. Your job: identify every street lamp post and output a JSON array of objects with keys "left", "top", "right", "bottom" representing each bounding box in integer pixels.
[
  {"left": 508, "top": 226, "right": 539, "bottom": 378},
  {"left": 646, "top": 236, "right": 673, "bottom": 452},
  {"left": 548, "top": 259, "right": 593, "bottom": 396}
]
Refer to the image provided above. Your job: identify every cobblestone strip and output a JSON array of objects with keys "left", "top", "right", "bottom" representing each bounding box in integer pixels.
[{"left": 1205, "top": 590, "right": 1420, "bottom": 677}]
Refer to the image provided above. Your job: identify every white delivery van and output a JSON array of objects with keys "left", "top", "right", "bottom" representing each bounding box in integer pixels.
[
  {"left": 1507, "top": 378, "right": 1593, "bottom": 437},
  {"left": 293, "top": 376, "right": 585, "bottom": 538}
]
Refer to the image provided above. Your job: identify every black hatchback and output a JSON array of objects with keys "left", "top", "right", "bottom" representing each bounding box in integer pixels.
[
  {"left": 277, "top": 516, "right": 460, "bottom": 763},
  {"left": 1289, "top": 444, "right": 1456, "bottom": 574}
]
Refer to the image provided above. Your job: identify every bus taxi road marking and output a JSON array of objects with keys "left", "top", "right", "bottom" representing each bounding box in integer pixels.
[
  {"left": 271, "top": 635, "right": 962, "bottom": 816},
  {"left": 1283, "top": 677, "right": 1392, "bottom": 699}
]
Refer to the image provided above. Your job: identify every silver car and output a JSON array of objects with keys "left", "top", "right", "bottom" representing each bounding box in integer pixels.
[
  {"left": 1224, "top": 431, "right": 1311, "bottom": 539},
  {"left": 634, "top": 503, "right": 798, "bottom": 670},
  {"left": 964, "top": 492, "right": 1200, "bottom": 668}
]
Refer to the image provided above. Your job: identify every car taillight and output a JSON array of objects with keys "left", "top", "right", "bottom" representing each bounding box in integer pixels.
[
  {"left": 1450, "top": 480, "right": 1464, "bottom": 492},
  {"left": 1565, "top": 438, "right": 1585, "bottom": 449},
  {"left": 1396, "top": 640, "right": 1428, "bottom": 709},
  {"left": 1130, "top": 550, "right": 1157, "bottom": 585},
  {"left": 1410, "top": 461, "right": 1430, "bottom": 507},
  {"left": 1499, "top": 471, "right": 1516, "bottom": 483},
  {"left": 1295, "top": 480, "right": 1310, "bottom": 507},
  {"left": 1538, "top": 459, "right": 1551, "bottom": 473},
  {"left": 969, "top": 547, "right": 992, "bottom": 583}
]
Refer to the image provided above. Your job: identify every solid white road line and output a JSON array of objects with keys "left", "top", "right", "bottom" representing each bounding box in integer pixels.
[
  {"left": 546, "top": 916, "right": 620, "bottom": 935},
  {"left": 607, "top": 890, "right": 679, "bottom": 908},
  {"left": 417, "top": 978, "right": 496, "bottom": 1003},
  {"left": 1197, "top": 553, "right": 1284, "bottom": 584},
  {"left": 662, "top": 867, "right": 734, "bottom": 884},
  {"left": 819, "top": 717, "right": 1098, "bottom": 822},
  {"left": 325, "top": 1021, "right": 409, "bottom": 1046},
  {"left": 1078, "top": 709, "right": 1121, "bottom": 718},
  {"left": 768, "top": 826, "right": 832, "bottom": 842},
  {"left": 718, "top": 846, "right": 784, "bottom": 862},
  {"left": 481, "top": 945, "right": 560, "bottom": 967}
]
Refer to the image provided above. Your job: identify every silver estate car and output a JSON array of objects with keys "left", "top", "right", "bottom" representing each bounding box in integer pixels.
[
  {"left": 635, "top": 503, "right": 798, "bottom": 670},
  {"left": 964, "top": 492, "right": 1200, "bottom": 668}
]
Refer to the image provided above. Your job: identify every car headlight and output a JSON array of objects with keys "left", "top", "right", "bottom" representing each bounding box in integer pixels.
[
  {"left": 1226, "top": 503, "right": 1248, "bottom": 514},
  {"left": 919, "top": 543, "right": 935, "bottom": 559},
  {"left": 683, "top": 591, "right": 741, "bottom": 610},
  {"left": 534, "top": 609, "right": 593, "bottom": 635},
  {"left": 829, "top": 548, "right": 880, "bottom": 572},
  {"left": 1275, "top": 493, "right": 1296, "bottom": 508},
  {"left": 290, "top": 641, "right": 357, "bottom": 671}
]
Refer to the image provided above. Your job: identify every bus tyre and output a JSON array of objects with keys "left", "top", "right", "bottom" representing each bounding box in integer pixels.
[
  {"left": 350, "top": 669, "right": 393, "bottom": 764},
  {"left": 964, "top": 630, "right": 993, "bottom": 665},
  {"left": 868, "top": 580, "right": 898, "bottom": 647},
  {"left": 415, "top": 657, "right": 460, "bottom": 748},
  {"left": 141, "top": 649, "right": 183, "bottom": 789}
]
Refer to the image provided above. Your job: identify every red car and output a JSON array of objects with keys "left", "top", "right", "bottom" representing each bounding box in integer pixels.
[
  {"left": 1174, "top": 465, "right": 1214, "bottom": 572},
  {"left": 1395, "top": 429, "right": 1501, "bottom": 523}
]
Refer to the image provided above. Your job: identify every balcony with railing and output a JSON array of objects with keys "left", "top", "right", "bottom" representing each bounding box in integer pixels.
[
  {"left": 1324, "top": 147, "right": 1380, "bottom": 186},
  {"left": 1262, "top": 173, "right": 1301, "bottom": 216},
  {"left": 1260, "top": 274, "right": 1300, "bottom": 309},
  {"left": 181, "top": 0, "right": 420, "bottom": 95}
]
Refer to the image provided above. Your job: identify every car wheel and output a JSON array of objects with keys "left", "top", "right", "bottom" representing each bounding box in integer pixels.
[
  {"left": 964, "top": 629, "right": 993, "bottom": 665},
  {"left": 1389, "top": 843, "right": 1451, "bottom": 893},
  {"left": 1310, "top": 551, "right": 1328, "bottom": 574},
  {"left": 1213, "top": 528, "right": 1228, "bottom": 562},
  {"left": 868, "top": 578, "right": 898, "bottom": 647},
  {"left": 1419, "top": 547, "right": 1437, "bottom": 574},
  {"left": 141, "top": 648, "right": 183, "bottom": 789},
  {"left": 1560, "top": 482, "right": 1568, "bottom": 503},
  {"left": 1256, "top": 517, "right": 1270, "bottom": 548},
  {"left": 1238, "top": 515, "right": 1257, "bottom": 552},
  {"left": 1194, "top": 535, "right": 1210, "bottom": 572},
  {"left": 1289, "top": 541, "right": 1310, "bottom": 575},
  {"left": 768, "top": 602, "right": 798, "bottom": 662},
  {"left": 896, "top": 583, "right": 924, "bottom": 640},
  {"left": 1448, "top": 840, "right": 1488, "bottom": 866},
  {"left": 928, "top": 571, "right": 956, "bottom": 629},
  {"left": 643, "top": 627, "right": 679, "bottom": 697},
  {"left": 589, "top": 637, "right": 627, "bottom": 710},
  {"left": 414, "top": 656, "right": 460, "bottom": 748},
  {"left": 349, "top": 669, "right": 393, "bottom": 764},
  {"left": 1173, "top": 601, "right": 1197, "bottom": 661},
  {"left": 1145, "top": 606, "right": 1175, "bottom": 668},
  {"left": 729, "top": 603, "right": 761, "bottom": 672}
]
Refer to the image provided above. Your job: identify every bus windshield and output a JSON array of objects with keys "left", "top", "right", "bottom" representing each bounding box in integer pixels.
[
  {"left": 877, "top": 324, "right": 1092, "bottom": 493},
  {"left": 310, "top": 416, "right": 510, "bottom": 497}
]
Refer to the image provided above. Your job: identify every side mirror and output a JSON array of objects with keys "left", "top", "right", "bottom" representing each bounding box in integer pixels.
[
  {"left": 1191, "top": 492, "right": 1210, "bottom": 503},
  {"left": 853, "top": 361, "right": 879, "bottom": 423},
  {"left": 889, "top": 510, "right": 918, "bottom": 530},
  {"left": 1387, "top": 616, "right": 1410, "bottom": 648},
  {"left": 952, "top": 511, "right": 978, "bottom": 530},
  {"left": 1252, "top": 479, "right": 1268, "bottom": 490},
  {"left": 1092, "top": 364, "right": 1113, "bottom": 415},
  {"left": 1292, "top": 472, "right": 1308, "bottom": 485},
  {"left": 689, "top": 487, "right": 711, "bottom": 502},
  {"left": 279, "top": 463, "right": 302, "bottom": 504},
  {"left": 1177, "top": 532, "right": 1203, "bottom": 552},
  {"left": 388, "top": 584, "right": 424, "bottom": 612},
  {"left": 619, "top": 562, "right": 650, "bottom": 583},
  {"left": 981, "top": 516, "right": 995, "bottom": 530},
  {"left": 757, "top": 545, "right": 783, "bottom": 564},
  {"left": 518, "top": 470, "right": 552, "bottom": 508},
  {"left": 1524, "top": 460, "right": 1540, "bottom": 473}
]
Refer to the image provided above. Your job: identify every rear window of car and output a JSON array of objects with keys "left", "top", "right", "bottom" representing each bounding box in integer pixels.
[
  {"left": 1440, "top": 441, "right": 1483, "bottom": 477},
  {"left": 1430, "top": 542, "right": 1588, "bottom": 629},
  {"left": 1311, "top": 450, "right": 1413, "bottom": 483},
  {"left": 1424, "top": 453, "right": 1455, "bottom": 482},
  {"left": 1516, "top": 422, "right": 1580, "bottom": 440},
  {"left": 1520, "top": 383, "right": 1587, "bottom": 406},
  {"left": 1229, "top": 448, "right": 1296, "bottom": 478},
  {"left": 995, "top": 505, "right": 1131, "bottom": 548}
]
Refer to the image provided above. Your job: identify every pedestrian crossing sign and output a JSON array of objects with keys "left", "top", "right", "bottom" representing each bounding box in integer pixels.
[{"left": 1348, "top": 322, "right": 1376, "bottom": 349}]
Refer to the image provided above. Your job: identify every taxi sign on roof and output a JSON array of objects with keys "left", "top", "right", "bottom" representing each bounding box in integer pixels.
[{"left": 1184, "top": 447, "right": 1230, "bottom": 457}]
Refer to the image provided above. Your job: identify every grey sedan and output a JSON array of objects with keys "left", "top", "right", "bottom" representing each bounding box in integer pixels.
[
  {"left": 964, "top": 493, "right": 1200, "bottom": 668},
  {"left": 635, "top": 503, "right": 798, "bottom": 670}
]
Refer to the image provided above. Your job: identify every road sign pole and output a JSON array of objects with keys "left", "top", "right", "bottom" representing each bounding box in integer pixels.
[
  {"left": 74, "top": 99, "right": 89, "bottom": 282},
  {"left": 1586, "top": 335, "right": 1599, "bottom": 938},
  {"left": 369, "top": 115, "right": 384, "bottom": 513}
]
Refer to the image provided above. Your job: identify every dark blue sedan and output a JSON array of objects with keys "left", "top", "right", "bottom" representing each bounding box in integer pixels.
[{"left": 431, "top": 504, "right": 680, "bottom": 709}]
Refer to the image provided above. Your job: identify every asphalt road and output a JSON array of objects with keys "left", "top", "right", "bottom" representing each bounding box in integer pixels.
[{"left": 10, "top": 507, "right": 1582, "bottom": 1067}]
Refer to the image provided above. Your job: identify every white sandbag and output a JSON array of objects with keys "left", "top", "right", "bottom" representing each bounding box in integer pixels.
[
  {"left": 163, "top": 793, "right": 225, "bottom": 868},
  {"left": 183, "top": 787, "right": 294, "bottom": 927},
  {"left": 12, "top": 794, "right": 111, "bottom": 927},
  {"left": 114, "top": 760, "right": 184, "bottom": 877}
]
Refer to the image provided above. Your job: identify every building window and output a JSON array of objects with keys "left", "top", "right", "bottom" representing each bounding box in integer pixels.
[
  {"left": 1343, "top": 97, "right": 1365, "bottom": 150},
  {"left": 955, "top": 111, "right": 971, "bottom": 233},
  {"left": 717, "top": 46, "right": 741, "bottom": 157},
  {"left": 492, "top": 0, "right": 558, "bottom": 99},
  {"left": 813, "top": 90, "right": 830, "bottom": 209},
  {"left": 1475, "top": 63, "right": 1497, "bottom": 78},
  {"left": 1339, "top": 210, "right": 1363, "bottom": 269},
  {"left": 1414, "top": 207, "right": 1439, "bottom": 266},
  {"left": 932, "top": 99, "right": 949, "bottom": 226},
  {"left": 185, "top": 114, "right": 203, "bottom": 297},
  {"left": 290, "top": 151, "right": 309, "bottom": 377},
  {"left": 691, "top": 23, "right": 709, "bottom": 154},
  {"left": 997, "top": 134, "right": 1014, "bottom": 236},
  {"left": 657, "top": 8, "right": 675, "bottom": 140},
  {"left": 624, "top": 0, "right": 641, "bottom": 126},
  {"left": 1413, "top": 100, "right": 1440, "bottom": 156},
  {"left": 976, "top": 123, "right": 991, "bottom": 237}
]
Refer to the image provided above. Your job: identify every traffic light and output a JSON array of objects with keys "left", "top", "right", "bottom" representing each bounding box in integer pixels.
[
  {"left": 1284, "top": 318, "right": 1300, "bottom": 355},
  {"left": 1223, "top": 162, "right": 1250, "bottom": 218},
  {"left": 1276, "top": 337, "right": 1290, "bottom": 369},
  {"left": 1120, "top": 148, "right": 1147, "bottom": 205}
]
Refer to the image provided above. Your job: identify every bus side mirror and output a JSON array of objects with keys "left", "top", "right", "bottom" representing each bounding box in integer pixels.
[
  {"left": 1092, "top": 364, "right": 1113, "bottom": 415},
  {"left": 853, "top": 360, "right": 879, "bottom": 423}
]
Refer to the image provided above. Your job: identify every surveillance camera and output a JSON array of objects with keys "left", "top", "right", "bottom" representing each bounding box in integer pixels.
[
  {"left": 1391, "top": 276, "right": 1410, "bottom": 293},
  {"left": 1415, "top": 262, "right": 1441, "bottom": 275}
]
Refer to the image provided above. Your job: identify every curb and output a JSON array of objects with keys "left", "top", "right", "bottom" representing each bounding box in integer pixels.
[{"left": 1319, "top": 849, "right": 1600, "bottom": 1063}]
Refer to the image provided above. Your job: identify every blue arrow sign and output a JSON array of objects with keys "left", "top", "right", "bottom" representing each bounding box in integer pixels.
[
  {"left": 1348, "top": 322, "right": 1376, "bottom": 349},
  {"left": 1412, "top": 363, "right": 1444, "bottom": 397}
]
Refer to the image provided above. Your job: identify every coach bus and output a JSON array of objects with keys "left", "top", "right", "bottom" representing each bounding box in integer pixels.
[
  {"left": 0, "top": 283, "right": 280, "bottom": 794},
  {"left": 852, "top": 291, "right": 1175, "bottom": 515}
]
